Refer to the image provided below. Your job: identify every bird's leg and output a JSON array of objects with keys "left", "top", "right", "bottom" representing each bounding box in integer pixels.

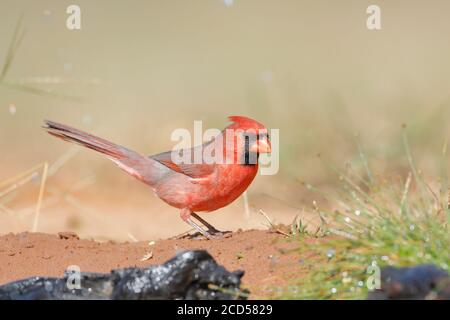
[
  {"left": 180, "top": 209, "right": 215, "bottom": 240},
  {"left": 190, "top": 212, "right": 221, "bottom": 234},
  {"left": 191, "top": 212, "right": 231, "bottom": 238}
]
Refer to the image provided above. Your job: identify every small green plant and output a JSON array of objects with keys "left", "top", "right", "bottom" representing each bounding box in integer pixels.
[{"left": 280, "top": 129, "right": 449, "bottom": 299}]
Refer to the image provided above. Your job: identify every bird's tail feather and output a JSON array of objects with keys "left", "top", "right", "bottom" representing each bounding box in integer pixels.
[
  {"left": 44, "top": 120, "right": 130, "bottom": 159},
  {"left": 43, "top": 120, "right": 158, "bottom": 186}
]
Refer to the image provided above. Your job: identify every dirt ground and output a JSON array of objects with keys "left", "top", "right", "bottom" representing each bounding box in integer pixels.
[
  {"left": 0, "top": 229, "right": 321, "bottom": 299},
  {"left": 0, "top": 162, "right": 325, "bottom": 299}
]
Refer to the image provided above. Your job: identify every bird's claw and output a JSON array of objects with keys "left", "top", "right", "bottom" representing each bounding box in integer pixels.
[
  {"left": 206, "top": 230, "right": 232, "bottom": 239},
  {"left": 182, "top": 214, "right": 231, "bottom": 240},
  {"left": 177, "top": 229, "right": 231, "bottom": 240}
]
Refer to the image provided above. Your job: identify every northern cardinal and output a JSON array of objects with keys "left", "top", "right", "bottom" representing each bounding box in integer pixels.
[{"left": 43, "top": 116, "right": 271, "bottom": 239}]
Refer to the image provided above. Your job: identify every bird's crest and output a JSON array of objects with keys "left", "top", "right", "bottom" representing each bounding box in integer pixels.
[{"left": 228, "top": 116, "right": 266, "bottom": 130}]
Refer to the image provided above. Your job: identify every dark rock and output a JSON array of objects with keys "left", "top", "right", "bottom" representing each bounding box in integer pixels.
[
  {"left": 0, "top": 250, "right": 247, "bottom": 300},
  {"left": 368, "top": 264, "right": 450, "bottom": 300}
]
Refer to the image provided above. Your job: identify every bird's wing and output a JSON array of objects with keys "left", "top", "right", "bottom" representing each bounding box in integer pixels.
[{"left": 149, "top": 143, "right": 215, "bottom": 179}]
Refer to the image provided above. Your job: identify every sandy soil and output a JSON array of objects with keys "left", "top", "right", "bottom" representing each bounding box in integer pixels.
[{"left": 0, "top": 229, "right": 320, "bottom": 299}]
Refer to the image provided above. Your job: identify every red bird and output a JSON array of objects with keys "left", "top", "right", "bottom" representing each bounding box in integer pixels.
[{"left": 43, "top": 116, "right": 271, "bottom": 239}]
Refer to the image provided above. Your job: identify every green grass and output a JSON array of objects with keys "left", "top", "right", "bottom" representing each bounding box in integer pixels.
[{"left": 279, "top": 128, "right": 450, "bottom": 299}]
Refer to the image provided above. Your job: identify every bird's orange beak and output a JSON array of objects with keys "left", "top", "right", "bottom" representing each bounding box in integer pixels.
[{"left": 250, "top": 138, "right": 272, "bottom": 154}]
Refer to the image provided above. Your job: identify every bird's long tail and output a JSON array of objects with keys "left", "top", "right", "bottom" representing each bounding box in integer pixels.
[{"left": 43, "top": 120, "right": 159, "bottom": 186}]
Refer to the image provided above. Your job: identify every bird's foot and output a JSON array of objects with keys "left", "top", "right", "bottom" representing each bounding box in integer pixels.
[
  {"left": 181, "top": 212, "right": 232, "bottom": 240},
  {"left": 198, "top": 228, "right": 229, "bottom": 240},
  {"left": 206, "top": 229, "right": 232, "bottom": 239},
  {"left": 175, "top": 229, "right": 231, "bottom": 240}
]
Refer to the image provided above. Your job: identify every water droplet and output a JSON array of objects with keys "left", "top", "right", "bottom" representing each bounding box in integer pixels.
[
  {"left": 326, "top": 249, "right": 335, "bottom": 259},
  {"left": 223, "top": 0, "right": 234, "bottom": 7},
  {"left": 344, "top": 217, "right": 351, "bottom": 223},
  {"left": 8, "top": 103, "right": 16, "bottom": 115},
  {"left": 358, "top": 281, "right": 364, "bottom": 287},
  {"left": 330, "top": 287, "right": 337, "bottom": 294},
  {"left": 354, "top": 210, "right": 361, "bottom": 216},
  {"left": 409, "top": 224, "right": 415, "bottom": 231}
]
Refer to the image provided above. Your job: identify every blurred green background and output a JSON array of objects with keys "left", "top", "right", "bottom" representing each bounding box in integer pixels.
[{"left": 1, "top": 0, "right": 449, "bottom": 240}]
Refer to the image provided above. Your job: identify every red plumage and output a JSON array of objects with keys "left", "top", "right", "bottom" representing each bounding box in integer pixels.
[{"left": 43, "top": 116, "right": 271, "bottom": 239}]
